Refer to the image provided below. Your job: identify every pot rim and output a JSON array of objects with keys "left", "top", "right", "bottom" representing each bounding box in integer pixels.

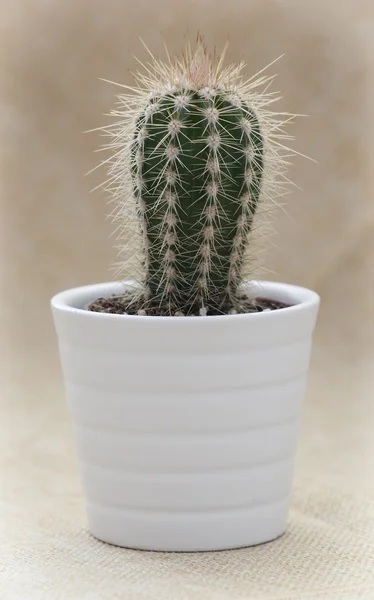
[{"left": 51, "top": 280, "right": 320, "bottom": 323}]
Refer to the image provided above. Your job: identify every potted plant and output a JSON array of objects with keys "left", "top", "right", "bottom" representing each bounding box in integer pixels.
[{"left": 51, "top": 41, "right": 319, "bottom": 552}]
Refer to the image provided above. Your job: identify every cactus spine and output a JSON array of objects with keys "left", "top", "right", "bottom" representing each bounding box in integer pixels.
[{"left": 99, "top": 41, "right": 297, "bottom": 315}]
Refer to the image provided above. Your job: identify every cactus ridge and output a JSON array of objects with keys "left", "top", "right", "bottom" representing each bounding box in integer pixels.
[{"left": 132, "top": 89, "right": 264, "bottom": 312}]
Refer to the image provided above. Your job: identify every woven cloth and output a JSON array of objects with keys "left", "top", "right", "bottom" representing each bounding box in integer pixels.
[{"left": 1, "top": 1, "right": 373, "bottom": 598}]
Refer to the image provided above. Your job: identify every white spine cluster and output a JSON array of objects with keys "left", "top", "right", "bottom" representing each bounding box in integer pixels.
[{"left": 92, "top": 39, "right": 304, "bottom": 312}]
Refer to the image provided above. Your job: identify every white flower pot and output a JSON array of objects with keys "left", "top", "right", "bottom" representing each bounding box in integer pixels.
[{"left": 51, "top": 280, "right": 319, "bottom": 552}]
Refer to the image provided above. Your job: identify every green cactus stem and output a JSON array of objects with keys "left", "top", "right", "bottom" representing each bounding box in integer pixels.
[{"left": 132, "top": 90, "right": 264, "bottom": 313}]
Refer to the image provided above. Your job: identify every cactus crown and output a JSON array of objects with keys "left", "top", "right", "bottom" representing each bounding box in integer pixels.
[{"left": 98, "top": 40, "right": 298, "bottom": 315}]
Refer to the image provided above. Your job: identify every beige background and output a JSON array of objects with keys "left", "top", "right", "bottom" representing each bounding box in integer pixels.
[{"left": 1, "top": 1, "right": 373, "bottom": 598}]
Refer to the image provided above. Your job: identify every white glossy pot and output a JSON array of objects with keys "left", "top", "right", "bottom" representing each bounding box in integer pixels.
[{"left": 51, "top": 280, "right": 319, "bottom": 552}]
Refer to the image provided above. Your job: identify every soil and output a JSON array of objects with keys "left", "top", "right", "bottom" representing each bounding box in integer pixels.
[{"left": 86, "top": 294, "right": 291, "bottom": 316}]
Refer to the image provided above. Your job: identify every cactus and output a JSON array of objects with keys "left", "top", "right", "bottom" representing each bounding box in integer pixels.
[{"left": 98, "top": 41, "right": 297, "bottom": 315}]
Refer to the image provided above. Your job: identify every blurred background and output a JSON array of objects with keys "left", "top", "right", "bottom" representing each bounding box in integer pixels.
[
  {"left": 1, "top": 0, "right": 372, "bottom": 381},
  {"left": 1, "top": 1, "right": 373, "bottom": 597}
]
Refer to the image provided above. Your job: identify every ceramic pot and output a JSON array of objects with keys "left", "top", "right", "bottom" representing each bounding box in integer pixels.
[{"left": 51, "top": 280, "right": 319, "bottom": 551}]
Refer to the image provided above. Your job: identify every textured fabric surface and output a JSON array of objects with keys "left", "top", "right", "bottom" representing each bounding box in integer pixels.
[{"left": 1, "top": 1, "right": 373, "bottom": 598}]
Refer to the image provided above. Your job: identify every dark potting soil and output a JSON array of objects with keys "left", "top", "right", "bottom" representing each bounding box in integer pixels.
[{"left": 86, "top": 294, "right": 291, "bottom": 316}]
